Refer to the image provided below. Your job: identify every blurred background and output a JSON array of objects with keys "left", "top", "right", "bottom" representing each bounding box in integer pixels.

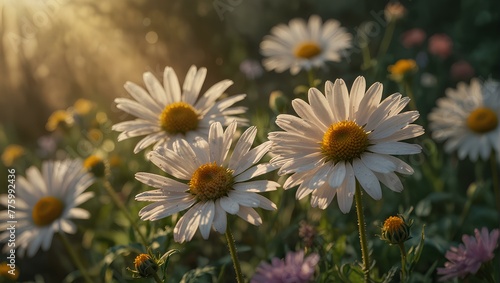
[{"left": 2, "top": 0, "right": 498, "bottom": 144}]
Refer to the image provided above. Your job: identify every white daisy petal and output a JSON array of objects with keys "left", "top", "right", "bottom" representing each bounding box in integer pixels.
[
  {"left": 236, "top": 206, "right": 262, "bottom": 226},
  {"left": 212, "top": 199, "right": 227, "bottom": 233},
  {"left": 199, "top": 201, "right": 215, "bottom": 239},
  {"left": 220, "top": 196, "right": 240, "bottom": 214},
  {"left": 352, "top": 158, "right": 382, "bottom": 200},
  {"left": 328, "top": 161, "right": 347, "bottom": 188},
  {"left": 174, "top": 202, "right": 203, "bottom": 243},
  {"left": 368, "top": 142, "right": 422, "bottom": 155}
]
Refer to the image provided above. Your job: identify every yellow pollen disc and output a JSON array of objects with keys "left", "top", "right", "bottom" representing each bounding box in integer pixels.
[
  {"left": 383, "top": 216, "right": 404, "bottom": 233},
  {"left": 189, "top": 163, "right": 234, "bottom": 201},
  {"left": 466, "top": 107, "right": 498, "bottom": 134},
  {"left": 294, "top": 41, "right": 322, "bottom": 59},
  {"left": 159, "top": 102, "right": 199, "bottom": 134},
  {"left": 321, "top": 121, "right": 369, "bottom": 162},
  {"left": 83, "top": 155, "right": 102, "bottom": 169},
  {"left": 32, "top": 196, "right": 64, "bottom": 227}
]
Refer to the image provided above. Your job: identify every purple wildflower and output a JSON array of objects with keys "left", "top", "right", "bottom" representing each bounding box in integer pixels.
[
  {"left": 437, "top": 227, "right": 499, "bottom": 281},
  {"left": 251, "top": 251, "right": 319, "bottom": 283}
]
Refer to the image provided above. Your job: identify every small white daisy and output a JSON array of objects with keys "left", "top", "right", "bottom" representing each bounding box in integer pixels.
[
  {"left": 428, "top": 78, "right": 500, "bottom": 162},
  {"left": 260, "top": 15, "right": 352, "bottom": 75},
  {"left": 0, "top": 160, "right": 94, "bottom": 257},
  {"left": 112, "top": 65, "right": 248, "bottom": 153},
  {"left": 135, "top": 121, "right": 279, "bottom": 243},
  {"left": 268, "top": 76, "right": 424, "bottom": 213}
]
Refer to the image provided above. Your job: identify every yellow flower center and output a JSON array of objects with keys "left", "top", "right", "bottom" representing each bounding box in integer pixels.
[
  {"left": 46, "top": 110, "right": 72, "bottom": 131},
  {"left": 466, "top": 107, "right": 498, "bottom": 134},
  {"left": 0, "top": 262, "right": 19, "bottom": 280},
  {"left": 321, "top": 121, "right": 370, "bottom": 163},
  {"left": 383, "top": 216, "right": 404, "bottom": 233},
  {"left": 294, "top": 41, "right": 322, "bottom": 59},
  {"left": 32, "top": 196, "right": 64, "bottom": 227},
  {"left": 83, "top": 155, "right": 102, "bottom": 169},
  {"left": 189, "top": 163, "right": 234, "bottom": 201},
  {"left": 388, "top": 59, "right": 417, "bottom": 76},
  {"left": 1, "top": 144, "right": 25, "bottom": 167},
  {"left": 159, "top": 102, "right": 199, "bottom": 134}
]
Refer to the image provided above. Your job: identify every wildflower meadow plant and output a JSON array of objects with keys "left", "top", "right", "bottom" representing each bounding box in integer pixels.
[
  {"left": 112, "top": 65, "right": 248, "bottom": 153},
  {"left": 2, "top": 3, "right": 500, "bottom": 283}
]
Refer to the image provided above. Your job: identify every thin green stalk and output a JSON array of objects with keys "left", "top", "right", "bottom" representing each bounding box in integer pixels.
[
  {"left": 355, "top": 182, "right": 370, "bottom": 282},
  {"left": 491, "top": 153, "right": 500, "bottom": 220},
  {"left": 377, "top": 20, "right": 396, "bottom": 59},
  {"left": 398, "top": 242, "right": 407, "bottom": 282},
  {"left": 403, "top": 80, "right": 417, "bottom": 111},
  {"left": 102, "top": 177, "right": 149, "bottom": 247},
  {"left": 307, "top": 69, "right": 316, "bottom": 88},
  {"left": 225, "top": 227, "right": 244, "bottom": 283},
  {"left": 58, "top": 232, "right": 93, "bottom": 283},
  {"left": 152, "top": 272, "right": 163, "bottom": 283}
]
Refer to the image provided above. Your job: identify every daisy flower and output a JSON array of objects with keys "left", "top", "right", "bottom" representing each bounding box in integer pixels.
[
  {"left": 428, "top": 78, "right": 500, "bottom": 162},
  {"left": 112, "top": 65, "right": 248, "bottom": 153},
  {"left": 135, "top": 121, "right": 279, "bottom": 243},
  {"left": 0, "top": 160, "right": 94, "bottom": 257},
  {"left": 268, "top": 76, "right": 424, "bottom": 213},
  {"left": 260, "top": 15, "right": 352, "bottom": 75}
]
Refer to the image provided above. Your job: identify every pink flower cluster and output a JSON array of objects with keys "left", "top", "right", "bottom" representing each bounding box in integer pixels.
[
  {"left": 251, "top": 251, "right": 319, "bottom": 283},
  {"left": 437, "top": 227, "right": 499, "bottom": 281}
]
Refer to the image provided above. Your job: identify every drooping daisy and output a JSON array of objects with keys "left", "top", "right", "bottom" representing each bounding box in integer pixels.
[
  {"left": 260, "top": 15, "right": 352, "bottom": 75},
  {"left": 0, "top": 160, "right": 94, "bottom": 257},
  {"left": 268, "top": 77, "right": 424, "bottom": 213},
  {"left": 428, "top": 78, "right": 500, "bottom": 162},
  {"left": 112, "top": 65, "right": 248, "bottom": 153},
  {"left": 135, "top": 121, "right": 278, "bottom": 243}
]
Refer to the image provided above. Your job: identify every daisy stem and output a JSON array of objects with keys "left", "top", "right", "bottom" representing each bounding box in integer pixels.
[
  {"left": 152, "top": 272, "right": 163, "bottom": 283},
  {"left": 58, "top": 232, "right": 93, "bottom": 283},
  {"left": 403, "top": 79, "right": 417, "bottom": 111},
  {"left": 307, "top": 69, "right": 316, "bottom": 88},
  {"left": 398, "top": 242, "right": 407, "bottom": 282},
  {"left": 491, "top": 153, "right": 500, "bottom": 221},
  {"left": 103, "top": 177, "right": 149, "bottom": 247},
  {"left": 377, "top": 20, "right": 396, "bottom": 60},
  {"left": 354, "top": 182, "right": 370, "bottom": 282},
  {"left": 225, "top": 227, "right": 244, "bottom": 283}
]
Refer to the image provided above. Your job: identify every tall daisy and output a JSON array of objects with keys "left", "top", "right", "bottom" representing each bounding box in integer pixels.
[
  {"left": 428, "top": 78, "right": 500, "bottom": 162},
  {"left": 268, "top": 76, "right": 424, "bottom": 213},
  {"left": 135, "top": 121, "right": 278, "bottom": 243},
  {"left": 112, "top": 65, "right": 248, "bottom": 153},
  {"left": 0, "top": 159, "right": 94, "bottom": 257},
  {"left": 260, "top": 15, "right": 352, "bottom": 75}
]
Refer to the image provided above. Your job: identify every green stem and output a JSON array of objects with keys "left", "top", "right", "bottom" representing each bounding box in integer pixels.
[
  {"left": 152, "top": 272, "right": 163, "bottom": 283},
  {"left": 225, "top": 227, "right": 244, "bottom": 283},
  {"left": 58, "top": 232, "right": 93, "bottom": 283},
  {"left": 491, "top": 152, "right": 500, "bottom": 221},
  {"left": 307, "top": 69, "right": 316, "bottom": 88},
  {"left": 398, "top": 242, "right": 407, "bottom": 282},
  {"left": 377, "top": 20, "right": 396, "bottom": 60},
  {"left": 403, "top": 80, "right": 417, "bottom": 111},
  {"left": 103, "top": 177, "right": 149, "bottom": 247},
  {"left": 355, "top": 182, "right": 370, "bottom": 282}
]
